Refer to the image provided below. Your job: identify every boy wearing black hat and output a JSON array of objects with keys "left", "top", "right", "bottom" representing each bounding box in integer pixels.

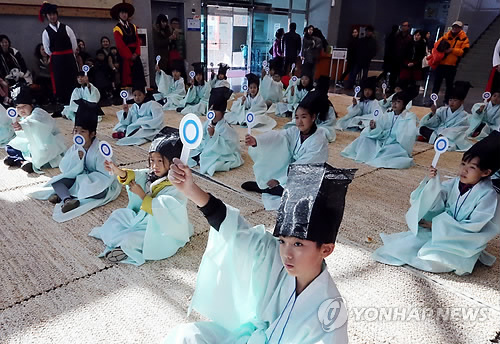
[
  {"left": 178, "top": 62, "right": 211, "bottom": 116},
  {"left": 467, "top": 88, "right": 500, "bottom": 138},
  {"left": 336, "top": 76, "right": 383, "bottom": 131},
  {"left": 112, "top": 84, "right": 164, "bottom": 146},
  {"left": 40, "top": 2, "right": 78, "bottom": 105},
  {"left": 61, "top": 71, "right": 101, "bottom": 121},
  {"left": 210, "top": 63, "right": 231, "bottom": 89},
  {"left": 373, "top": 131, "right": 500, "bottom": 275},
  {"left": 29, "top": 100, "right": 121, "bottom": 222},
  {"left": 4, "top": 86, "right": 65, "bottom": 173},
  {"left": 225, "top": 72, "right": 277, "bottom": 131},
  {"left": 419, "top": 80, "right": 472, "bottom": 151},
  {"left": 342, "top": 91, "right": 418, "bottom": 168},
  {"left": 154, "top": 59, "right": 186, "bottom": 110},
  {"left": 165, "top": 162, "right": 351, "bottom": 343},
  {"left": 188, "top": 87, "right": 243, "bottom": 176}
]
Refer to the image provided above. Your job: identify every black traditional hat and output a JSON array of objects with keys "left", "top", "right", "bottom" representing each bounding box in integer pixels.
[
  {"left": 149, "top": 130, "right": 183, "bottom": 162},
  {"left": 273, "top": 163, "right": 356, "bottom": 243},
  {"left": 110, "top": 2, "right": 135, "bottom": 21},
  {"left": 464, "top": 130, "right": 500, "bottom": 175},
  {"left": 192, "top": 62, "right": 206, "bottom": 76},
  {"left": 13, "top": 86, "right": 34, "bottom": 106},
  {"left": 449, "top": 81, "right": 472, "bottom": 101},
  {"left": 392, "top": 90, "right": 414, "bottom": 107},
  {"left": 209, "top": 86, "right": 232, "bottom": 112},
  {"left": 74, "top": 99, "right": 99, "bottom": 133},
  {"left": 245, "top": 73, "right": 260, "bottom": 88},
  {"left": 217, "top": 63, "right": 230, "bottom": 77},
  {"left": 269, "top": 58, "right": 285, "bottom": 77},
  {"left": 171, "top": 59, "right": 185, "bottom": 73},
  {"left": 298, "top": 89, "right": 330, "bottom": 119},
  {"left": 132, "top": 83, "right": 145, "bottom": 94},
  {"left": 39, "top": 2, "right": 58, "bottom": 22},
  {"left": 360, "top": 76, "right": 377, "bottom": 91},
  {"left": 300, "top": 63, "right": 314, "bottom": 79}
]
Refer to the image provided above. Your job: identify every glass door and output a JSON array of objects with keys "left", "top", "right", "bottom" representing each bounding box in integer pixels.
[{"left": 250, "top": 12, "right": 289, "bottom": 74}]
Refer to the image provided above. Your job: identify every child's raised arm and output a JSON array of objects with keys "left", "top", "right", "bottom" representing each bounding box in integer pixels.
[
  {"left": 105, "top": 160, "right": 126, "bottom": 178},
  {"left": 168, "top": 158, "right": 210, "bottom": 207}
]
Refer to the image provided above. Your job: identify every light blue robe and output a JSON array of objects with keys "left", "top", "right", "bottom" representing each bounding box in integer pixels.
[
  {"left": 62, "top": 83, "right": 101, "bottom": 121},
  {"left": 283, "top": 106, "right": 337, "bottom": 143},
  {"left": 28, "top": 138, "right": 121, "bottom": 223},
  {"left": 466, "top": 102, "right": 500, "bottom": 139},
  {"left": 113, "top": 100, "right": 164, "bottom": 146},
  {"left": 89, "top": 169, "right": 193, "bottom": 266},
  {"left": 0, "top": 104, "right": 15, "bottom": 147},
  {"left": 164, "top": 204, "right": 348, "bottom": 344},
  {"left": 275, "top": 79, "right": 309, "bottom": 117},
  {"left": 180, "top": 83, "right": 211, "bottom": 116},
  {"left": 225, "top": 92, "right": 276, "bottom": 132},
  {"left": 419, "top": 105, "right": 472, "bottom": 151},
  {"left": 341, "top": 109, "right": 417, "bottom": 169},
  {"left": 335, "top": 99, "right": 382, "bottom": 131},
  {"left": 154, "top": 71, "right": 187, "bottom": 110},
  {"left": 189, "top": 118, "right": 243, "bottom": 176},
  {"left": 7, "top": 107, "right": 66, "bottom": 173},
  {"left": 372, "top": 175, "right": 500, "bottom": 275},
  {"left": 249, "top": 126, "right": 329, "bottom": 209},
  {"left": 260, "top": 75, "right": 283, "bottom": 114},
  {"left": 378, "top": 93, "right": 395, "bottom": 111}
]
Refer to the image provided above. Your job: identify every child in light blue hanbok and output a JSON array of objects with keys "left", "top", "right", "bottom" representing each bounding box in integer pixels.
[
  {"left": 0, "top": 104, "right": 15, "bottom": 147},
  {"left": 260, "top": 58, "right": 284, "bottom": 112},
  {"left": 373, "top": 135, "right": 500, "bottom": 275},
  {"left": 154, "top": 60, "right": 186, "bottom": 110},
  {"left": 419, "top": 81, "right": 472, "bottom": 151},
  {"left": 112, "top": 86, "right": 164, "bottom": 146},
  {"left": 342, "top": 91, "right": 417, "bottom": 169},
  {"left": 242, "top": 90, "right": 329, "bottom": 209},
  {"left": 3, "top": 87, "right": 65, "bottom": 173},
  {"left": 467, "top": 89, "right": 500, "bottom": 139},
  {"left": 90, "top": 134, "right": 193, "bottom": 265},
  {"left": 178, "top": 62, "right": 211, "bottom": 116},
  {"left": 225, "top": 73, "right": 276, "bottom": 131},
  {"left": 29, "top": 100, "right": 121, "bottom": 222},
  {"left": 378, "top": 82, "right": 403, "bottom": 112},
  {"left": 62, "top": 72, "right": 101, "bottom": 121},
  {"left": 275, "top": 64, "right": 314, "bottom": 117},
  {"left": 336, "top": 76, "right": 382, "bottom": 131},
  {"left": 210, "top": 63, "right": 231, "bottom": 89},
  {"left": 283, "top": 76, "right": 337, "bottom": 142},
  {"left": 189, "top": 87, "right": 243, "bottom": 176},
  {"left": 164, "top": 161, "right": 351, "bottom": 344}
]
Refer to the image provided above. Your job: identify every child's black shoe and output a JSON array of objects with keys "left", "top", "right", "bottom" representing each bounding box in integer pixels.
[
  {"left": 61, "top": 198, "right": 80, "bottom": 213},
  {"left": 105, "top": 248, "right": 128, "bottom": 262},
  {"left": 241, "top": 181, "right": 264, "bottom": 193},
  {"left": 3, "top": 157, "right": 22, "bottom": 167},
  {"left": 21, "top": 162, "right": 34, "bottom": 173}
]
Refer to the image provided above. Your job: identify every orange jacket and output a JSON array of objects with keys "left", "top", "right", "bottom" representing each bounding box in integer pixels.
[{"left": 434, "top": 30, "right": 470, "bottom": 66}]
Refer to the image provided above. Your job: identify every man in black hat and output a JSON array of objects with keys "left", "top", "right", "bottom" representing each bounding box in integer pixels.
[
  {"left": 111, "top": 2, "right": 145, "bottom": 89},
  {"left": 165, "top": 162, "right": 352, "bottom": 342},
  {"left": 419, "top": 80, "right": 472, "bottom": 151},
  {"left": 40, "top": 2, "right": 78, "bottom": 105}
]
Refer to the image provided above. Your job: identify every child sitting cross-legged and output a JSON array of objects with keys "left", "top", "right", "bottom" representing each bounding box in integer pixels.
[
  {"left": 112, "top": 84, "right": 164, "bottom": 146},
  {"left": 467, "top": 88, "right": 500, "bottom": 139},
  {"left": 61, "top": 71, "right": 100, "bottom": 121},
  {"left": 164, "top": 161, "right": 352, "bottom": 343},
  {"left": 154, "top": 60, "right": 186, "bottom": 110},
  {"left": 373, "top": 133, "right": 500, "bottom": 275},
  {"left": 177, "top": 62, "right": 211, "bottom": 116},
  {"left": 29, "top": 100, "right": 121, "bottom": 222},
  {"left": 89, "top": 133, "right": 193, "bottom": 265}
]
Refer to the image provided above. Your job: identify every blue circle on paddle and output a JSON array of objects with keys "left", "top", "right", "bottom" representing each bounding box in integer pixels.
[
  {"left": 246, "top": 112, "right": 255, "bottom": 123},
  {"left": 483, "top": 92, "right": 491, "bottom": 100},
  {"left": 373, "top": 109, "right": 380, "bottom": 117},
  {"left": 292, "top": 76, "right": 298, "bottom": 83},
  {"left": 189, "top": 71, "right": 195, "bottom": 78},
  {"left": 100, "top": 142, "right": 112, "bottom": 156},
  {"left": 74, "top": 134, "right": 85, "bottom": 146},
  {"left": 156, "top": 55, "right": 161, "bottom": 62},
  {"left": 430, "top": 93, "right": 438, "bottom": 101},
  {"left": 120, "top": 90, "right": 128, "bottom": 99},
  {"left": 183, "top": 119, "right": 199, "bottom": 145},
  {"left": 207, "top": 111, "right": 215, "bottom": 120},
  {"left": 242, "top": 84, "right": 248, "bottom": 91},
  {"left": 82, "top": 65, "right": 90, "bottom": 73},
  {"left": 7, "top": 108, "right": 16, "bottom": 118},
  {"left": 435, "top": 137, "right": 448, "bottom": 153},
  {"left": 354, "top": 86, "right": 361, "bottom": 93}
]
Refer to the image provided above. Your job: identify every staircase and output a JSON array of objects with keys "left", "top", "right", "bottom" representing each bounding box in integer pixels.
[{"left": 456, "top": 15, "right": 500, "bottom": 89}]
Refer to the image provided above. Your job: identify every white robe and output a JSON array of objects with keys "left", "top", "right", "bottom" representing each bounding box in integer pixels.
[
  {"left": 154, "top": 71, "right": 187, "bottom": 110},
  {"left": 62, "top": 83, "right": 101, "bottom": 121},
  {"left": 336, "top": 99, "right": 382, "bottom": 131},
  {"left": 225, "top": 92, "right": 276, "bottom": 132}
]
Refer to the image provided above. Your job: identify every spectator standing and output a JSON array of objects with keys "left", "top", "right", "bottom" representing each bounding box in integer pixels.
[
  {"left": 33, "top": 43, "right": 53, "bottom": 105},
  {"left": 283, "top": 23, "right": 302, "bottom": 74},
  {"left": 376, "top": 25, "right": 398, "bottom": 84},
  {"left": 486, "top": 38, "right": 500, "bottom": 92},
  {"left": 99, "top": 36, "right": 112, "bottom": 56},
  {"left": 347, "top": 25, "right": 377, "bottom": 89},
  {"left": 153, "top": 14, "right": 171, "bottom": 73},
  {"left": 111, "top": 2, "right": 146, "bottom": 90},
  {"left": 169, "top": 18, "right": 186, "bottom": 65},
  {"left": 400, "top": 30, "right": 427, "bottom": 87},
  {"left": 302, "top": 25, "right": 322, "bottom": 77},
  {"left": 431, "top": 21, "right": 470, "bottom": 103},
  {"left": 339, "top": 28, "right": 359, "bottom": 85},
  {"left": 272, "top": 28, "right": 285, "bottom": 60},
  {"left": 393, "top": 21, "right": 412, "bottom": 87},
  {"left": 40, "top": 2, "right": 78, "bottom": 105}
]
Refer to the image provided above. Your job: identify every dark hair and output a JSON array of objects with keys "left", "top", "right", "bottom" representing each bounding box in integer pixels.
[
  {"left": 193, "top": 73, "right": 205, "bottom": 87},
  {"left": 276, "top": 28, "right": 285, "bottom": 39},
  {"left": 304, "top": 25, "right": 314, "bottom": 35},
  {"left": 462, "top": 144, "right": 498, "bottom": 177},
  {"left": 297, "top": 75, "right": 313, "bottom": 91},
  {"left": 360, "top": 88, "right": 376, "bottom": 101},
  {"left": 171, "top": 17, "right": 180, "bottom": 24},
  {"left": 290, "top": 22, "right": 296, "bottom": 31},
  {"left": 110, "top": 46, "right": 118, "bottom": 52},
  {"left": 77, "top": 39, "right": 84, "bottom": 45},
  {"left": 0, "top": 34, "right": 11, "bottom": 47},
  {"left": 156, "top": 14, "right": 168, "bottom": 26},
  {"left": 366, "top": 25, "right": 374, "bottom": 32},
  {"left": 34, "top": 43, "right": 44, "bottom": 59},
  {"left": 100, "top": 36, "right": 110, "bottom": 44}
]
